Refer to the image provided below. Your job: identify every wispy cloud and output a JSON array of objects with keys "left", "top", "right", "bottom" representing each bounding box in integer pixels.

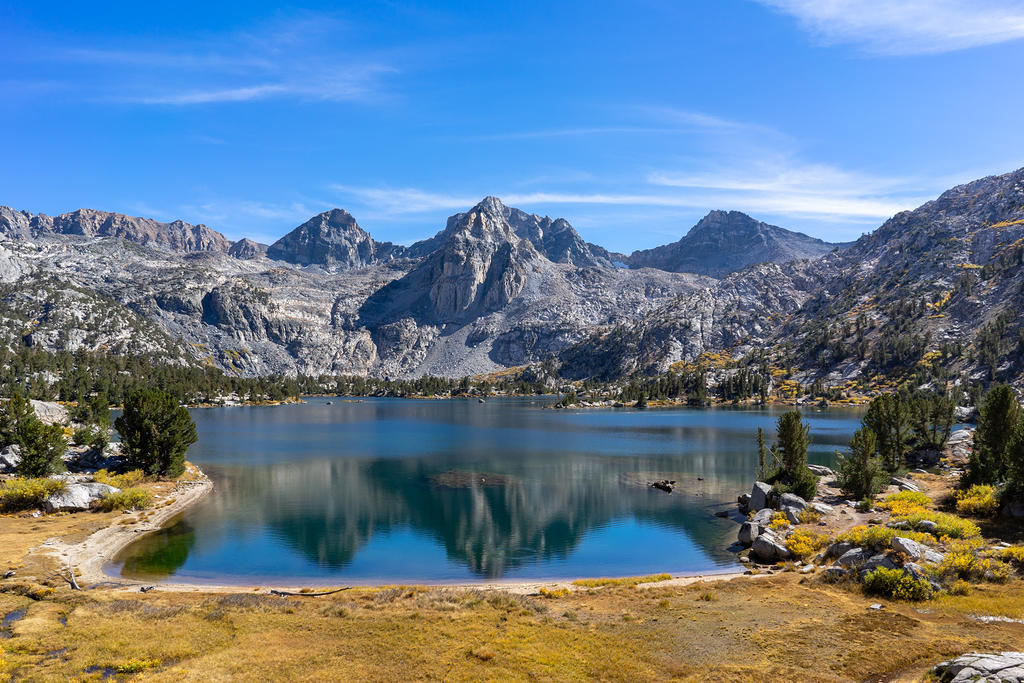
[
  {"left": 647, "top": 158, "right": 929, "bottom": 220},
  {"left": 32, "top": 13, "right": 400, "bottom": 106},
  {"left": 331, "top": 173, "right": 926, "bottom": 224},
  {"left": 755, "top": 0, "right": 1024, "bottom": 55}
]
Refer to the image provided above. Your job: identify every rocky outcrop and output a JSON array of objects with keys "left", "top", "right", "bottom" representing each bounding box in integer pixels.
[
  {"left": 0, "top": 445, "right": 20, "bottom": 473},
  {"left": 228, "top": 238, "right": 268, "bottom": 260},
  {"left": 29, "top": 400, "right": 68, "bottom": 426},
  {"left": 625, "top": 210, "right": 840, "bottom": 277},
  {"left": 267, "top": 209, "right": 405, "bottom": 268},
  {"left": 934, "top": 652, "right": 1024, "bottom": 682}
]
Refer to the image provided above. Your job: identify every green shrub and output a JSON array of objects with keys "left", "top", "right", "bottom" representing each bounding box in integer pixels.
[
  {"left": 771, "top": 465, "right": 818, "bottom": 502},
  {"left": 0, "top": 477, "right": 66, "bottom": 511},
  {"left": 955, "top": 485, "right": 1000, "bottom": 517},
  {"left": 863, "top": 567, "right": 931, "bottom": 601},
  {"left": 97, "top": 488, "right": 153, "bottom": 512},
  {"left": 73, "top": 424, "right": 109, "bottom": 452}
]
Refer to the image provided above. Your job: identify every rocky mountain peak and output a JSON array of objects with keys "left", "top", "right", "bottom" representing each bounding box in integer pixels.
[
  {"left": 228, "top": 238, "right": 268, "bottom": 260},
  {"left": 266, "top": 209, "right": 405, "bottom": 269},
  {"left": 626, "top": 210, "right": 838, "bottom": 277},
  {"left": 0, "top": 206, "right": 232, "bottom": 253}
]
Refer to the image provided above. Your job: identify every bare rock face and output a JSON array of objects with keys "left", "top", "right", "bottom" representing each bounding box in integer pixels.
[
  {"left": 228, "top": 238, "right": 268, "bottom": 260},
  {"left": 4, "top": 167, "right": 1023, "bottom": 384},
  {"left": 361, "top": 197, "right": 539, "bottom": 325},
  {"left": 266, "top": 209, "right": 405, "bottom": 269},
  {"left": 0, "top": 206, "right": 232, "bottom": 253},
  {"left": 626, "top": 210, "right": 839, "bottom": 277}
]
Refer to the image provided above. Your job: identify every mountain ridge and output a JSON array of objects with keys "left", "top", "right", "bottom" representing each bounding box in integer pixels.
[{"left": 1, "top": 167, "right": 1021, "bottom": 389}]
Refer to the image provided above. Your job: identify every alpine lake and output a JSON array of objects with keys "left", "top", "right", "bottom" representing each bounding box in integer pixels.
[{"left": 108, "top": 398, "right": 864, "bottom": 585}]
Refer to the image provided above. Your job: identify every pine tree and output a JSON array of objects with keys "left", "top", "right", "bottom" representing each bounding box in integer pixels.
[
  {"left": 15, "top": 416, "right": 67, "bottom": 477},
  {"left": 836, "top": 427, "right": 887, "bottom": 500},
  {"left": 0, "top": 391, "right": 34, "bottom": 447},
  {"left": 115, "top": 389, "right": 198, "bottom": 478},
  {"left": 863, "top": 393, "right": 912, "bottom": 471},
  {"left": 756, "top": 427, "right": 769, "bottom": 480},
  {"left": 910, "top": 391, "right": 955, "bottom": 452},
  {"left": 969, "top": 385, "right": 1023, "bottom": 485},
  {"left": 772, "top": 410, "right": 817, "bottom": 500}
]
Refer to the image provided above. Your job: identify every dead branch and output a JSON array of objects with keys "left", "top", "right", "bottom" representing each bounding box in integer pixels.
[{"left": 46, "top": 565, "right": 81, "bottom": 591}]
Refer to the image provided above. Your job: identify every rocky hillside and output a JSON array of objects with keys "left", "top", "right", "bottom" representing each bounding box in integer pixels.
[
  {"left": 0, "top": 198, "right": 705, "bottom": 378},
  {"left": 625, "top": 210, "right": 840, "bottom": 277},
  {"left": 2, "top": 167, "right": 1022, "bottom": 386},
  {"left": 561, "top": 167, "right": 1024, "bottom": 389}
]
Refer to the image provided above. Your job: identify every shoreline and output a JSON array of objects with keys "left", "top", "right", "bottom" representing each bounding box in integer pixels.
[
  {"left": 29, "top": 465, "right": 756, "bottom": 594},
  {"left": 31, "top": 465, "right": 214, "bottom": 588}
]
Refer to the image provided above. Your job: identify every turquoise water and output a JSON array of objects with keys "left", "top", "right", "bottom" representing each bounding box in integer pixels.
[{"left": 109, "top": 398, "right": 863, "bottom": 584}]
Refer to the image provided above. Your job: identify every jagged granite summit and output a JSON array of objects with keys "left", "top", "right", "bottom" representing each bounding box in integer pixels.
[
  {"left": 0, "top": 206, "right": 232, "bottom": 254},
  {"left": 266, "top": 208, "right": 406, "bottom": 269},
  {"left": 626, "top": 210, "right": 839, "bottom": 277},
  {"left": 0, "top": 196, "right": 707, "bottom": 378},
  {"left": 3, "top": 166, "right": 1023, "bottom": 383}
]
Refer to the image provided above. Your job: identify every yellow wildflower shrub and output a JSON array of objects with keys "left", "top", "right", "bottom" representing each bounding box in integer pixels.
[
  {"left": 785, "top": 529, "right": 831, "bottom": 560},
  {"left": 894, "top": 511, "right": 980, "bottom": 539},
  {"left": 838, "top": 525, "right": 931, "bottom": 552},
  {"left": 998, "top": 546, "right": 1024, "bottom": 569},
  {"left": 93, "top": 469, "right": 147, "bottom": 489},
  {"left": 0, "top": 478, "right": 65, "bottom": 512},
  {"left": 768, "top": 512, "right": 790, "bottom": 530},
  {"left": 877, "top": 490, "right": 931, "bottom": 514},
  {"left": 955, "top": 485, "right": 999, "bottom": 517},
  {"left": 863, "top": 567, "right": 931, "bottom": 601}
]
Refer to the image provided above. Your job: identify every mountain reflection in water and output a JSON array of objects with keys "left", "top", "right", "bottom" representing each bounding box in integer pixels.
[{"left": 111, "top": 398, "right": 862, "bottom": 583}]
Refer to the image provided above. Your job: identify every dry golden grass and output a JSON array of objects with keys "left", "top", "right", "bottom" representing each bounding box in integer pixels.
[
  {"left": 572, "top": 573, "right": 672, "bottom": 588},
  {"left": 2, "top": 574, "right": 1023, "bottom": 681},
  {"left": 3, "top": 466, "right": 1024, "bottom": 681}
]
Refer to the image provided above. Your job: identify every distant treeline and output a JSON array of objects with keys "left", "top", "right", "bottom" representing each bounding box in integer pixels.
[{"left": 0, "top": 345, "right": 549, "bottom": 405}]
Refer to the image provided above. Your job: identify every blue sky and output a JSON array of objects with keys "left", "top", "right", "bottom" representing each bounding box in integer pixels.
[{"left": 2, "top": 1, "right": 1024, "bottom": 251}]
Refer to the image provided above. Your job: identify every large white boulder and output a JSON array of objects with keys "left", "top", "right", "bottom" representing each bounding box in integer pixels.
[
  {"left": 0, "top": 444, "right": 20, "bottom": 473},
  {"left": 43, "top": 482, "right": 119, "bottom": 513}
]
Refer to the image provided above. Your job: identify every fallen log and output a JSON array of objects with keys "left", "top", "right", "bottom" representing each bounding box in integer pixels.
[{"left": 269, "top": 587, "right": 352, "bottom": 597}]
